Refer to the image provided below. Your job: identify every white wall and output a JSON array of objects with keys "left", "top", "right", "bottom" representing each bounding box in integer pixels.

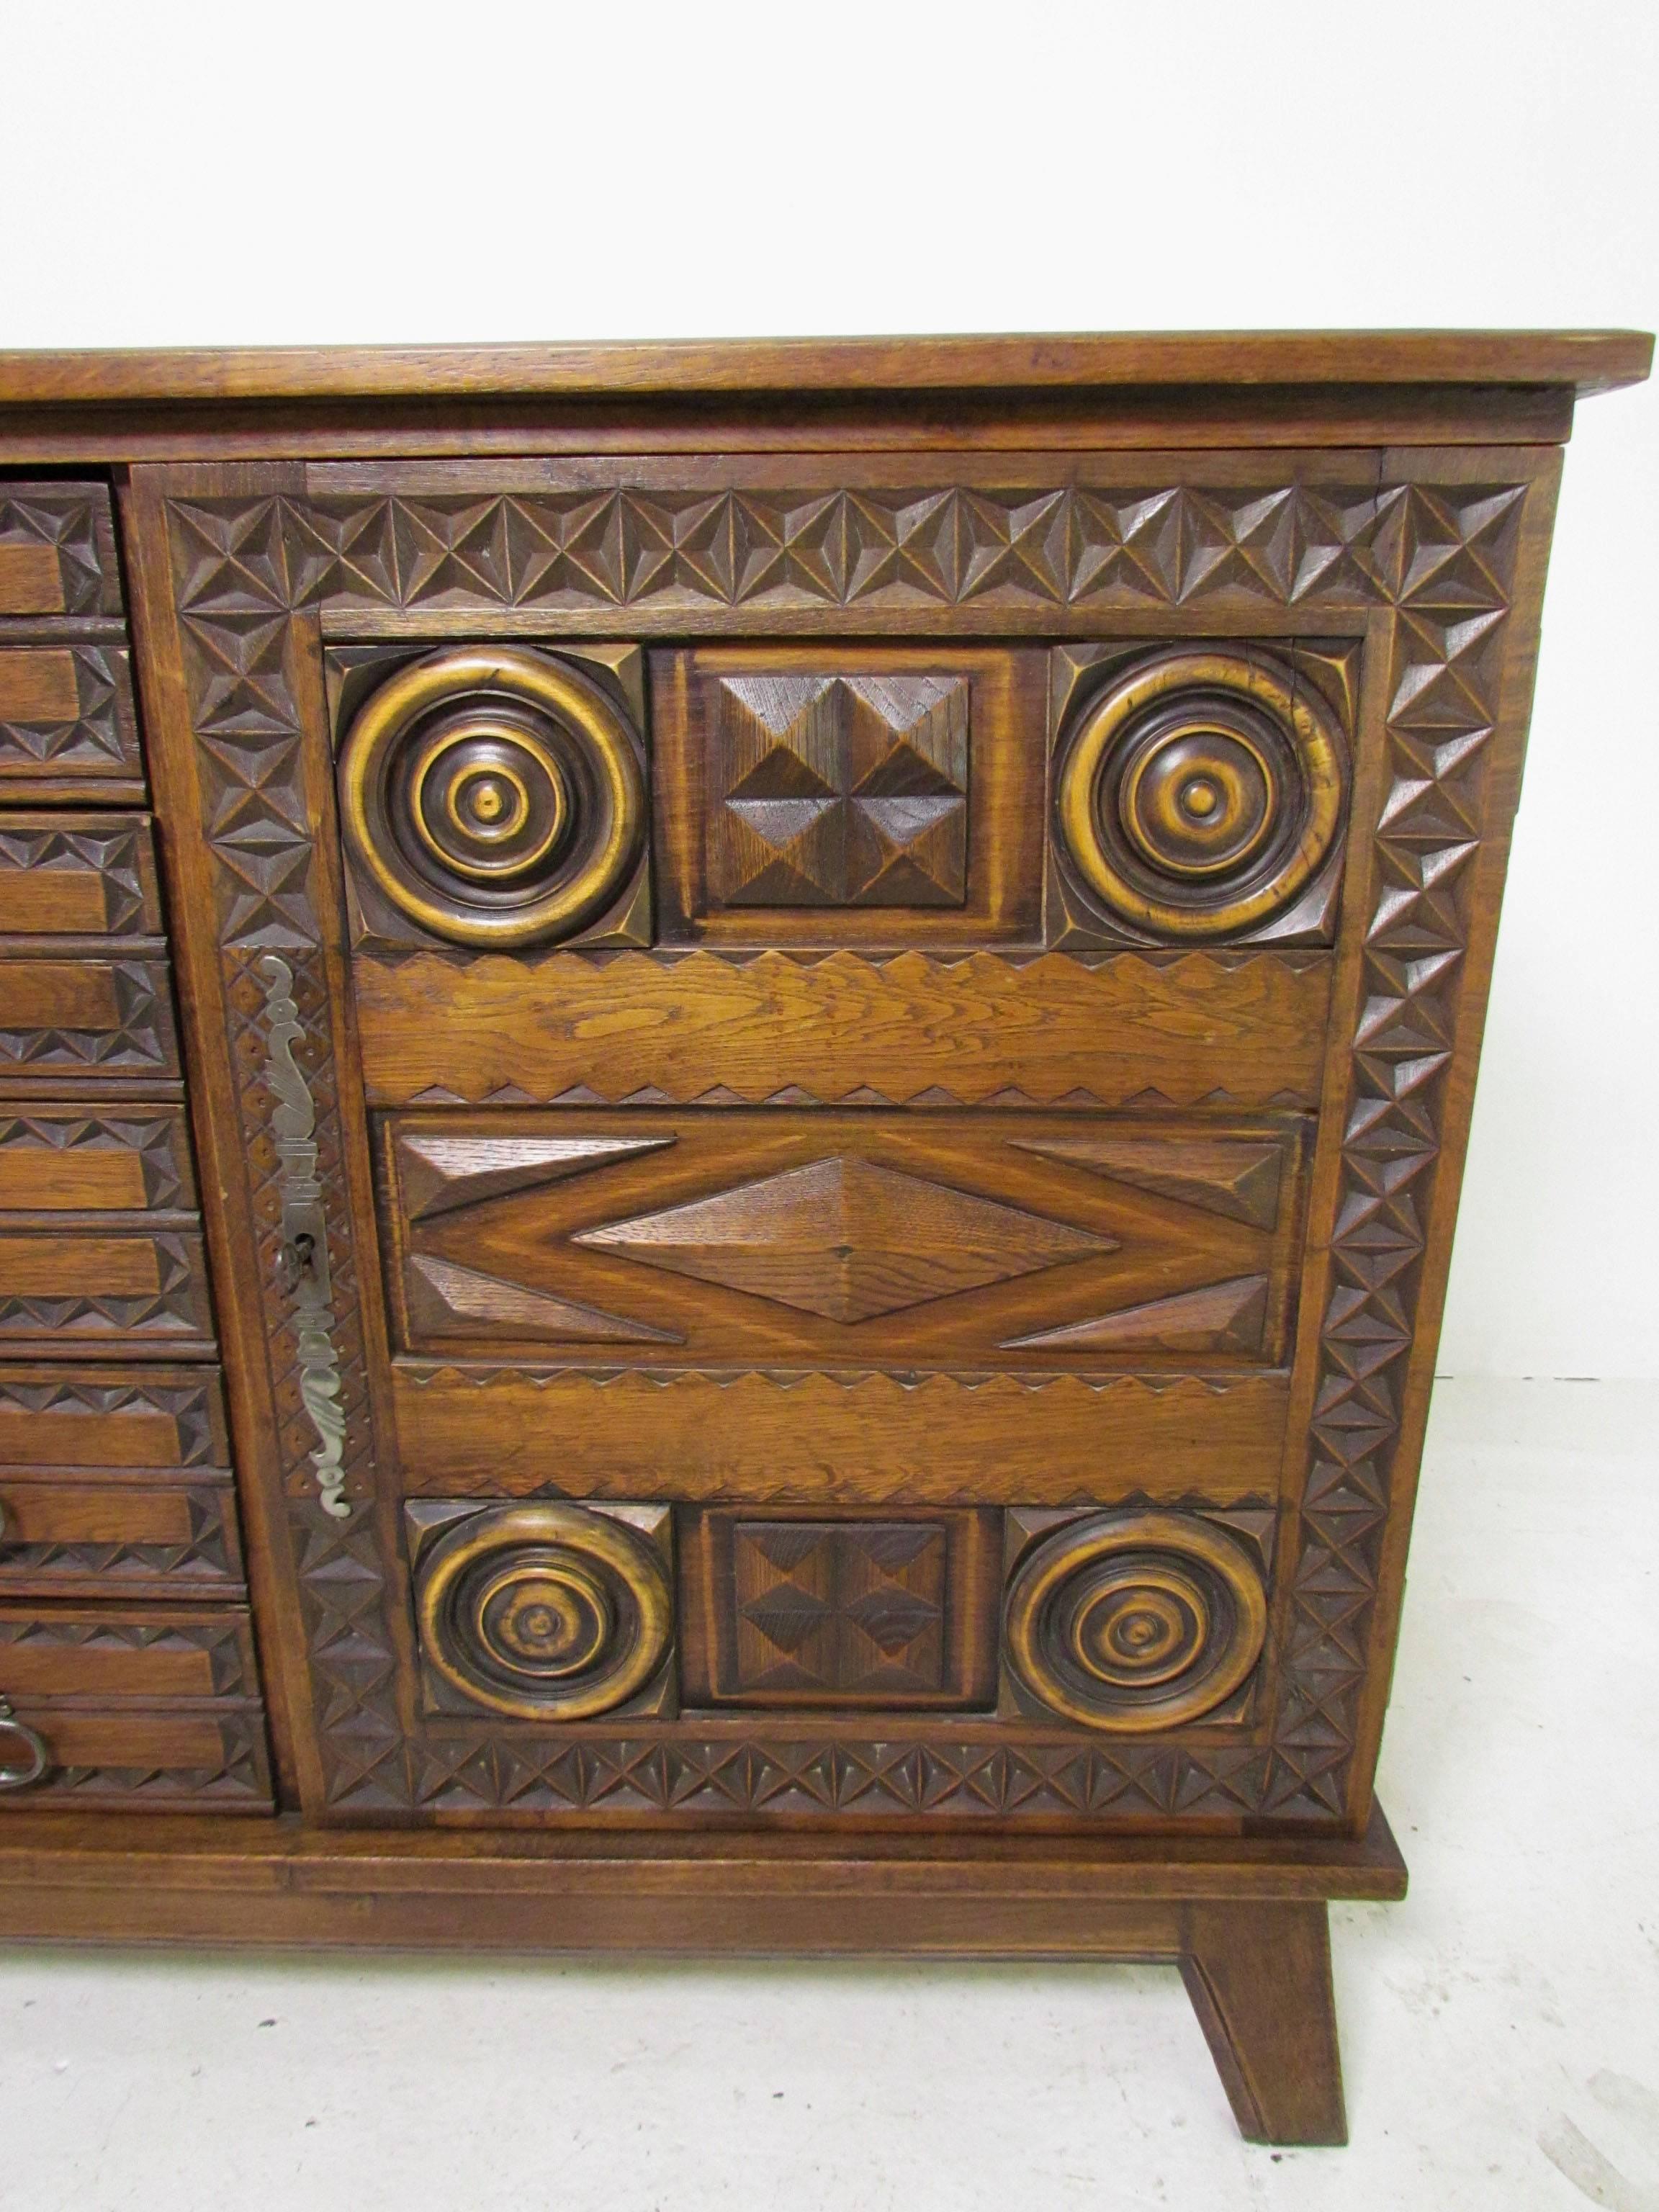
[{"left": 2, "top": 0, "right": 1653, "bottom": 1376}]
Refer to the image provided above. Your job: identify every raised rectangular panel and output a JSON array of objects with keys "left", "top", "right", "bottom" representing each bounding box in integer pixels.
[
  {"left": 0, "top": 1477, "right": 243, "bottom": 1596},
  {"left": 0, "top": 1364, "right": 231, "bottom": 1473},
  {"left": 681, "top": 1507, "right": 1000, "bottom": 1709},
  {"left": 0, "top": 1226, "right": 213, "bottom": 1347},
  {"left": 0, "top": 1105, "right": 195, "bottom": 1214},
  {"left": 652, "top": 645, "right": 1041, "bottom": 945},
  {"left": 0, "top": 1605, "right": 260, "bottom": 1701},
  {"left": 355, "top": 948, "right": 1331, "bottom": 1110},
  {"left": 380, "top": 1107, "right": 1308, "bottom": 1372}
]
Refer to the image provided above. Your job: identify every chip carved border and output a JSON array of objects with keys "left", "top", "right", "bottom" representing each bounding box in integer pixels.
[{"left": 165, "top": 466, "right": 1537, "bottom": 1820}]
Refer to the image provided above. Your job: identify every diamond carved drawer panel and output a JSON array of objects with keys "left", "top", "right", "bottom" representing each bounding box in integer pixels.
[
  {"left": 379, "top": 1108, "right": 1309, "bottom": 1372},
  {"left": 0, "top": 956, "right": 179, "bottom": 1088},
  {"left": 0, "top": 1105, "right": 211, "bottom": 1350},
  {"left": 682, "top": 1508, "right": 1000, "bottom": 1709},
  {"left": 0, "top": 1104, "right": 195, "bottom": 1215}
]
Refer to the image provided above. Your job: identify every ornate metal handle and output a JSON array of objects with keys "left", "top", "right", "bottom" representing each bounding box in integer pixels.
[
  {"left": 0, "top": 1697, "right": 49, "bottom": 1791},
  {"left": 258, "top": 955, "right": 350, "bottom": 1521}
]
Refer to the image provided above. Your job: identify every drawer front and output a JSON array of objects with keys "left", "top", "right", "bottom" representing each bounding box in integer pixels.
[
  {"left": 0, "top": 956, "right": 179, "bottom": 1085},
  {"left": 0, "top": 1103, "right": 195, "bottom": 1214},
  {"left": 380, "top": 1107, "right": 1308, "bottom": 1371},
  {"left": 0, "top": 812, "right": 162, "bottom": 939},
  {"left": 0, "top": 1367, "right": 241, "bottom": 1596},
  {"left": 0, "top": 1606, "right": 269, "bottom": 1812},
  {"left": 0, "top": 1362, "right": 231, "bottom": 1474},
  {"left": 0, "top": 1704, "right": 269, "bottom": 1808},
  {"left": 0, "top": 1476, "right": 241, "bottom": 1596},
  {"left": 0, "top": 1226, "right": 212, "bottom": 1347},
  {"left": 0, "top": 484, "right": 122, "bottom": 617},
  {"left": 0, "top": 1107, "right": 207, "bottom": 1348},
  {"left": 0, "top": 643, "right": 143, "bottom": 788},
  {"left": 0, "top": 1603, "right": 259, "bottom": 1701}
]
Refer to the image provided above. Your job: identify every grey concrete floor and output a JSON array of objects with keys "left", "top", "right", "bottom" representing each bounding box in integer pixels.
[{"left": 1, "top": 1377, "right": 1655, "bottom": 2210}]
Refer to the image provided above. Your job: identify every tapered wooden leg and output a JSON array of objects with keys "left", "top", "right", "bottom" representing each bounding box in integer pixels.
[{"left": 1178, "top": 1899, "right": 1346, "bottom": 2145}]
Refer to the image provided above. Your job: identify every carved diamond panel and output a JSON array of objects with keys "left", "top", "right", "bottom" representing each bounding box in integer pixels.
[
  {"left": 734, "top": 1521, "right": 948, "bottom": 1693},
  {"left": 685, "top": 1508, "right": 1001, "bottom": 1708},
  {"left": 577, "top": 1155, "right": 1111, "bottom": 1322},
  {"left": 714, "top": 672, "right": 969, "bottom": 907}
]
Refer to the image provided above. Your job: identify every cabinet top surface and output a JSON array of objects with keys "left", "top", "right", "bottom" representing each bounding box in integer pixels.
[{"left": 0, "top": 330, "right": 1650, "bottom": 406}]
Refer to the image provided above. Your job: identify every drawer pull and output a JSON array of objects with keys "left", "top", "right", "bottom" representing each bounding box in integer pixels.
[
  {"left": 258, "top": 953, "right": 350, "bottom": 1520},
  {"left": 0, "top": 1696, "right": 48, "bottom": 1790}
]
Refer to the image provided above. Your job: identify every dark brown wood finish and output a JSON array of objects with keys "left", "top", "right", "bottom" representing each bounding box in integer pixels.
[{"left": 0, "top": 330, "right": 1642, "bottom": 2143}]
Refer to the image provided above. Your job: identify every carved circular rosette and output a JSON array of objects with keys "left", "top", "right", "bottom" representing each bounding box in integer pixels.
[
  {"left": 415, "top": 1504, "right": 672, "bottom": 1720},
  {"left": 1056, "top": 649, "right": 1347, "bottom": 939},
  {"left": 338, "top": 646, "right": 645, "bottom": 948},
  {"left": 1004, "top": 1511, "right": 1267, "bottom": 1732}
]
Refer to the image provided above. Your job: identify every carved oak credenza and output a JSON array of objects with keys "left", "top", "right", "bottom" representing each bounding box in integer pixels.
[{"left": 0, "top": 332, "right": 1647, "bottom": 2142}]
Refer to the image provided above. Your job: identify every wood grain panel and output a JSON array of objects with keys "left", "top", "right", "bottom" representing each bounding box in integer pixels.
[
  {"left": 393, "top": 1367, "right": 1289, "bottom": 1503},
  {"left": 0, "top": 961, "right": 120, "bottom": 1028},
  {"left": 0, "top": 1145, "right": 144, "bottom": 1212},
  {"left": 356, "top": 950, "right": 1331, "bottom": 1109},
  {"left": 0, "top": 1482, "right": 200, "bottom": 1547},
  {"left": 380, "top": 1109, "right": 1308, "bottom": 1370},
  {"left": 0, "top": 649, "right": 81, "bottom": 721},
  {"left": 1, "top": 1710, "right": 228, "bottom": 1767},
  {"left": 0, "top": 544, "right": 63, "bottom": 613}
]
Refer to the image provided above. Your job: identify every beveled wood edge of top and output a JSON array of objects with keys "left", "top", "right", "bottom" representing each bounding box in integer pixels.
[
  {"left": 0, "top": 333, "right": 1646, "bottom": 404},
  {"left": 0, "top": 1804, "right": 1406, "bottom": 1956}
]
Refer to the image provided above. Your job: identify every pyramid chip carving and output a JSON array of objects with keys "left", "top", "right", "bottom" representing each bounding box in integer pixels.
[
  {"left": 406, "top": 1253, "right": 682, "bottom": 1344},
  {"left": 1010, "top": 1133, "right": 1286, "bottom": 1227},
  {"left": 1004, "top": 1272, "right": 1270, "bottom": 1354},
  {"left": 398, "top": 1133, "right": 675, "bottom": 1222},
  {"left": 713, "top": 671, "right": 969, "bottom": 907}
]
